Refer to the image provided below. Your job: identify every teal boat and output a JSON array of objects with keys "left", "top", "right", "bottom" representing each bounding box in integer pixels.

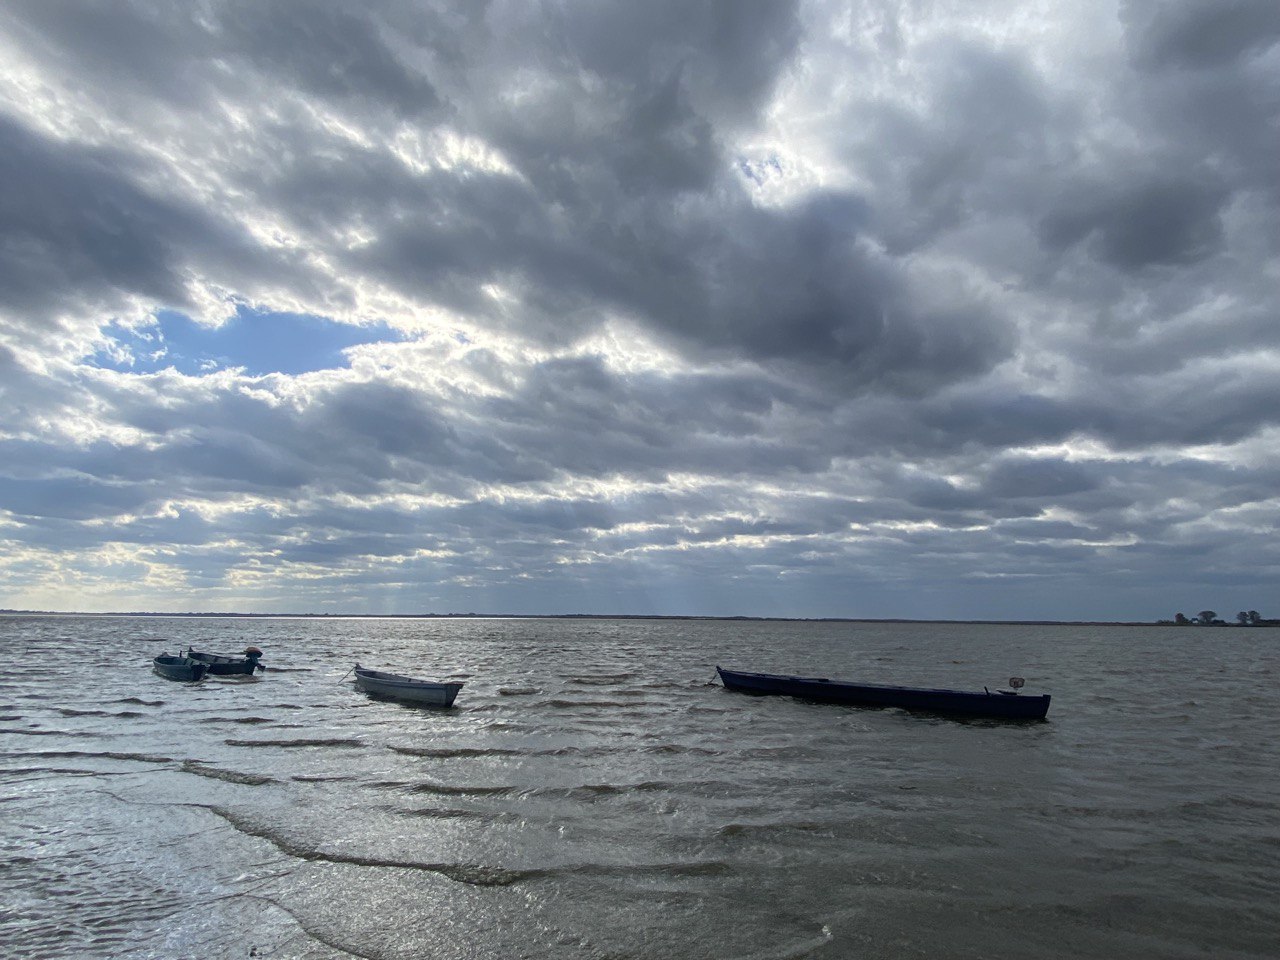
[{"left": 152, "top": 654, "right": 208, "bottom": 682}]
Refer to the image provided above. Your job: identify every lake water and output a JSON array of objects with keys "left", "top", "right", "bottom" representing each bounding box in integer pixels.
[{"left": 2, "top": 615, "right": 1278, "bottom": 959}]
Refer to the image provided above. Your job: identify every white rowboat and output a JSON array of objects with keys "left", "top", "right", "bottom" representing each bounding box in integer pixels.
[{"left": 353, "top": 664, "right": 463, "bottom": 707}]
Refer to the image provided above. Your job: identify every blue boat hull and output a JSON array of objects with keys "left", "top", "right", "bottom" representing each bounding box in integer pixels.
[
  {"left": 717, "top": 667, "right": 1050, "bottom": 720},
  {"left": 152, "top": 655, "right": 208, "bottom": 682},
  {"left": 186, "top": 648, "right": 263, "bottom": 675}
]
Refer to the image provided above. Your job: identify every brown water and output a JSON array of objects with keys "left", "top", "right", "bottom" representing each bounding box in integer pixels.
[{"left": 2, "top": 615, "right": 1278, "bottom": 959}]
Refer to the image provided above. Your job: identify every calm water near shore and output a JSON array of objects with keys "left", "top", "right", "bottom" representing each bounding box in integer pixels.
[{"left": 2, "top": 615, "right": 1278, "bottom": 959}]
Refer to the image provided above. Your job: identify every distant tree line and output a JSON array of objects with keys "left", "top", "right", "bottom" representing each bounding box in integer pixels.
[{"left": 1164, "top": 610, "right": 1277, "bottom": 626}]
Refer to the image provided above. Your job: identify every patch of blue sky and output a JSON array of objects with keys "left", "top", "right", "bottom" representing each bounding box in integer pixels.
[{"left": 88, "top": 306, "right": 405, "bottom": 376}]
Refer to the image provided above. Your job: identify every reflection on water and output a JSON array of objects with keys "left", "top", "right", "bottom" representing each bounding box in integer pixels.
[{"left": 2, "top": 615, "right": 1278, "bottom": 959}]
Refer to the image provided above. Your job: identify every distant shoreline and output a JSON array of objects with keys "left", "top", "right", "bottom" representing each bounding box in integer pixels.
[{"left": 3, "top": 609, "right": 1272, "bottom": 626}]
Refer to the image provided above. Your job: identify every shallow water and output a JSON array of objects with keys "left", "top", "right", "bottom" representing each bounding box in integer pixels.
[{"left": 2, "top": 615, "right": 1278, "bottom": 959}]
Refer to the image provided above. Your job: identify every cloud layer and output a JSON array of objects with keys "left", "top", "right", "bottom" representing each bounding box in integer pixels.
[{"left": 1, "top": 0, "right": 1277, "bottom": 618}]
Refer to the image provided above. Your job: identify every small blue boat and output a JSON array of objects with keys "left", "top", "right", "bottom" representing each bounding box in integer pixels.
[
  {"left": 717, "top": 667, "right": 1050, "bottom": 720},
  {"left": 152, "top": 654, "right": 208, "bottom": 683}
]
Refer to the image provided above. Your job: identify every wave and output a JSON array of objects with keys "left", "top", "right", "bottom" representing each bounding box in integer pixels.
[
  {"left": 1047, "top": 803, "right": 1169, "bottom": 822},
  {"left": 207, "top": 806, "right": 542, "bottom": 887},
  {"left": 370, "top": 779, "right": 515, "bottom": 797},
  {"left": 539, "top": 859, "right": 734, "bottom": 880},
  {"left": 290, "top": 774, "right": 358, "bottom": 782},
  {"left": 208, "top": 806, "right": 730, "bottom": 887},
  {"left": 566, "top": 673, "right": 638, "bottom": 686},
  {"left": 53, "top": 708, "right": 146, "bottom": 719},
  {"left": 718, "top": 821, "right": 836, "bottom": 838},
  {"left": 115, "top": 697, "right": 164, "bottom": 706},
  {"left": 3, "top": 728, "right": 107, "bottom": 738},
  {"left": 12, "top": 749, "right": 175, "bottom": 764},
  {"left": 194, "top": 716, "right": 278, "bottom": 725},
  {"left": 1177, "top": 795, "right": 1280, "bottom": 814},
  {"left": 181, "top": 760, "right": 277, "bottom": 786},
  {"left": 529, "top": 745, "right": 616, "bottom": 758},
  {"left": 0, "top": 765, "right": 135, "bottom": 779},
  {"left": 497, "top": 686, "right": 540, "bottom": 696},
  {"left": 224, "top": 737, "right": 365, "bottom": 748},
  {"left": 641, "top": 743, "right": 719, "bottom": 756},
  {"left": 684, "top": 704, "right": 733, "bottom": 715},
  {"left": 478, "top": 721, "right": 525, "bottom": 731},
  {"left": 545, "top": 698, "right": 639, "bottom": 709},
  {"left": 387, "top": 745, "right": 523, "bottom": 759},
  {"left": 532, "top": 780, "right": 690, "bottom": 801},
  {"left": 386, "top": 805, "right": 492, "bottom": 820}
]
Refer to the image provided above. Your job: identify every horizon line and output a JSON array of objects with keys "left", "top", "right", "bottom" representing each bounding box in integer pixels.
[{"left": 0, "top": 609, "right": 1239, "bottom": 626}]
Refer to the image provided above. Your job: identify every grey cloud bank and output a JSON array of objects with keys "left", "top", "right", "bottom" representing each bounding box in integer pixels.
[{"left": 0, "top": 0, "right": 1276, "bottom": 619}]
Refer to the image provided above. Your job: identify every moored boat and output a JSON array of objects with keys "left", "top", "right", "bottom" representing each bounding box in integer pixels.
[
  {"left": 353, "top": 664, "right": 463, "bottom": 707},
  {"left": 153, "top": 654, "right": 208, "bottom": 683},
  {"left": 716, "top": 666, "right": 1050, "bottom": 720},
  {"left": 186, "top": 645, "right": 264, "bottom": 675}
]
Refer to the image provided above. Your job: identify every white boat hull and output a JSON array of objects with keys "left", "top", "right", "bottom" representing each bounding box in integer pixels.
[{"left": 353, "top": 666, "right": 463, "bottom": 707}]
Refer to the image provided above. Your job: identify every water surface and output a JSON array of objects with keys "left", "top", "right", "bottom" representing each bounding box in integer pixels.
[{"left": 2, "top": 616, "right": 1277, "bottom": 958}]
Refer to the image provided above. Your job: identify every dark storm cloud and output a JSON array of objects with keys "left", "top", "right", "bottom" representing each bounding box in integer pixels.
[
  {"left": 4, "top": 0, "right": 444, "bottom": 116},
  {"left": 1123, "top": 0, "right": 1280, "bottom": 70},
  {"left": 215, "top": 1, "right": 444, "bottom": 118},
  {"left": 1039, "top": 174, "right": 1229, "bottom": 270},
  {"left": 981, "top": 458, "right": 1100, "bottom": 501},
  {"left": 476, "top": 354, "right": 832, "bottom": 477},
  {"left": 848, "top": 38, "right": 1057, "bottom": 255},
  {"left": 469, "top": 0, "right": 803, "bottom": 190},
  {"left": 0, "top": 474, "right": 162, "bottom": 522},
  {"left": 0, "top": 1, "right": 1277, "bottom": 617},
  {"left": 2, "top": 1, "right": 209, "bottom": 107},
  {"left": 0, "top": 116, "right": 192, "bottom": 324},
  {"left": 2, "top": 0, "right": 1006, "bottom": 390},
  {"left": 635, "top": 193, "right": 1013, "bottom": 389},
  {"left": 0, "top": 113, "right": 307, "bottom": 338},
  {"left": 898, "top": 364, "right": 1280, "bottom": 459},
  {"left": 40, "top": 355, "right": 825, "bottom": 515},
  {"left": 558, "top": 0, "right": 801, "bottom": 125}
]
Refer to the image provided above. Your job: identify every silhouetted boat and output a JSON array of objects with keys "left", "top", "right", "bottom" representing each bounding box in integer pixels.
[
  {"left": 186, "top": 645, "right": 264, "bottom": 675},
  {"left": 716, "top": 666, "right": 1050, "bottom": 720},
  {"left": 152, "top": 654, "right": 208, "bottom": 683},
  {"left": 353, "top": 665, "right": 463, "bottom": 707}
]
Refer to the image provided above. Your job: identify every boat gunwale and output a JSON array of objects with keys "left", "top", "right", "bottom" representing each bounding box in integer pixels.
[
  {"left": 716, "top": 666, "right": 1050, "bottom": 719},
  {"left": 353, "top": 666, "right": 463, "bottom": 691},
  {"left": 717, "top": 667, "right": 1046, "bottom": 701},
  {"left": 187, "top": 649, "right": 259, "bottom": 664}
]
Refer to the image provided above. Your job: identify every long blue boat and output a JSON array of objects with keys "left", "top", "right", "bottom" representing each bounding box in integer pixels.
[{"left": 716, "top": 667, "right": 1050, "bottom": 720}]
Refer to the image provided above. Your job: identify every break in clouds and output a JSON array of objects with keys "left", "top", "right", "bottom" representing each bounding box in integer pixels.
[{"left": 0, "top": 0, "right": 1277, "bottom": 619}]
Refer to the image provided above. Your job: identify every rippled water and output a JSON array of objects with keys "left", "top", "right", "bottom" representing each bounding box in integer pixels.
[{"left": 2, "top": 615, "right": 1278, "bottom": 959}]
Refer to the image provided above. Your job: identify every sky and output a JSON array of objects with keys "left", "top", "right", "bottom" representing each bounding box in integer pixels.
[{"left": 0, "top": 1, "right": 1277, "bottom": 620}]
